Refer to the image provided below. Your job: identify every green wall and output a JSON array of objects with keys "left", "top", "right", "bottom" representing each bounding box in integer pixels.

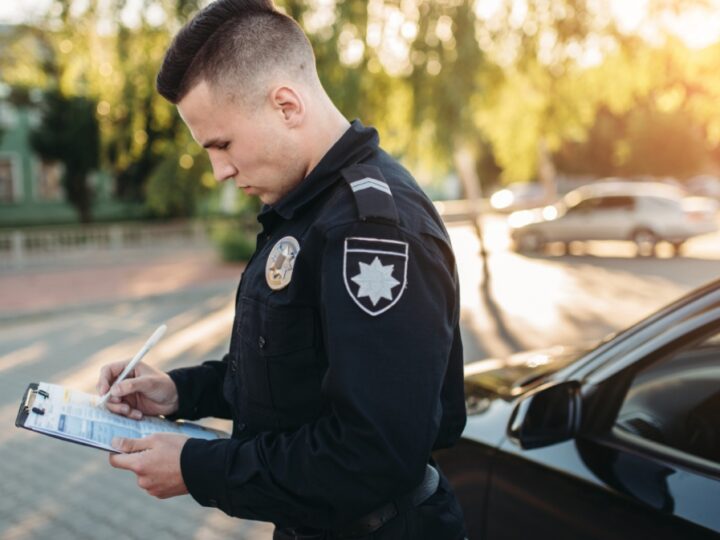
[{"left": 0, "top": 100, "right": 143, "bottom": 227}]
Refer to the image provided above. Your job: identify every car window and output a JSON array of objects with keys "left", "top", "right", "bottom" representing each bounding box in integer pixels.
[
  {"left": 615, "top": 330, "right": 720, "bottom": 464},
  {"left": 596, "top": 196, "right": 635, "bottom": 210},
  {"left": 567, "top": 196, "right": 635, "bottom": 214},
  {"left": 643, "top": 196, "right": 682, "bottom": 212},
  {"left": 567, "top": 198, "right": 599, "bottom": 213}
]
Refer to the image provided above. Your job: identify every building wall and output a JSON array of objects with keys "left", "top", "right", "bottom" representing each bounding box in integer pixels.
[{"left": 0, "top": 99, "right": 143, "bottom": 227}]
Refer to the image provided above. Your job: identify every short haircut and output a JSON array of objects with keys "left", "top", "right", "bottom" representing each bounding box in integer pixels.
[{"left": 156, "top": 0, "right": 318, "bottom": 105}]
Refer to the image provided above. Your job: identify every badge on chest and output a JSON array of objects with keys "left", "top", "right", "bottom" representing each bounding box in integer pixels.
[{"left": 266, "top": 236, "right": 301, "bottom": 290}]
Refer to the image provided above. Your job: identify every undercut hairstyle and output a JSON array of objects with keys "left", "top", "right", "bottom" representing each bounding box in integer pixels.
[{"left": 156, "top": 0, "right": 318, "bottom": 105}]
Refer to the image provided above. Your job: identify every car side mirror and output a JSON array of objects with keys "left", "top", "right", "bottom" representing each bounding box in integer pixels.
[{"left": 507, "top": 380, "right": 581, "bottom": 449}]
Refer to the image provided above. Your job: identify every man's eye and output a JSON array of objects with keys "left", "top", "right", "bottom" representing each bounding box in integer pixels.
[{"left": 218, "top": 142, "right": 230, "bottom": 150}]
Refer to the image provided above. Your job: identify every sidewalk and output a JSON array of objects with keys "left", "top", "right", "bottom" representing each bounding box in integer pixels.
[
  {"left": 0, "top": 247, "right": 244, "bottom": 320},
  {"left": 0, "top": 246, "right": 278, "bottom": 539}
]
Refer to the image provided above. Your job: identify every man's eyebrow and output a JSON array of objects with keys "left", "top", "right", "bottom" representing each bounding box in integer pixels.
[{"left": 202, "top": 138, "right": 226, "bottom": 149}]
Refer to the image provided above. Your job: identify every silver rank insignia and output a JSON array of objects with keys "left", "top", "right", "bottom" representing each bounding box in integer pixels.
[
  {"left": 343, "top": 237, "right": 408, "bottom": 316},
  {"left": 266, "top": 236, "right": 300, "bottom": 290}
]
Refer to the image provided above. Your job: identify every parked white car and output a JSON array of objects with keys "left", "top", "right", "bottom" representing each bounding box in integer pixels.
[
  {"left": 509, "top": 181, "right": 718, "bottom": 256},
  {"left": 490, "top": 182, "right": 548, "bottom": 212},
  {"left": 688, "top": 174, "right": 720, "bottom": 200}
]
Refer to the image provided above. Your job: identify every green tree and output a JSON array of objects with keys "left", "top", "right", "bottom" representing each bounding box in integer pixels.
[
  {"left": 1, "top": 0, "right": 209, "bottom": 213},
  {"left": 145, "top": 141, "right": 213, "bottom": 218},
  {"left": 30, "top": 89, "right": 100, "bottom": 222}
]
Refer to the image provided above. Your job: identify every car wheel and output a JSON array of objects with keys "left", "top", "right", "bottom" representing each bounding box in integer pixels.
[
  {"left": 671, "top": 241, "right": 685, "bottom": 257},
  {"left": 631, "top": 228, "right": 658, "bottom": 257},
  {"left": 515, "top": 231, "right": 545, "bottom": 253}
]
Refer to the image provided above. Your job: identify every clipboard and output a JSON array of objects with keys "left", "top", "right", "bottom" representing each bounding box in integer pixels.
[{"left": 16, "top": 382, "right": 229, "bottom": 453}]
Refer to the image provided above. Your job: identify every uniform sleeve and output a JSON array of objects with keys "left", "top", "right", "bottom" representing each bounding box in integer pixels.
[
  {"left": 179, "top": 222, "right": 460, "bottom": 529},
  {"left": 166, "top": 355, "right": 232, "bottom": 420}
]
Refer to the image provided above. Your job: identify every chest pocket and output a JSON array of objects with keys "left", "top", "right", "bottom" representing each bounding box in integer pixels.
[{"left": 237, "top": 296, "right": 323, "bottom": 424}]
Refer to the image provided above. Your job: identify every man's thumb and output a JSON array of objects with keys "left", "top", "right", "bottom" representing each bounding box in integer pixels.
[{"left": 112, "top": 436, "right": 136, "bottom": 453}]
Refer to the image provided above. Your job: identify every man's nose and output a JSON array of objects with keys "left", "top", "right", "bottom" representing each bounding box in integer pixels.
[{"left": 210, "top": 156, "right": 236, "bottom": 182}]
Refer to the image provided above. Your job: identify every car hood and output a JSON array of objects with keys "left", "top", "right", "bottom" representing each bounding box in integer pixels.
[
  {"left": 464, "top": 344, "right": 591, "bottom": 405},
  {"left": 508, "top": 207, "right": 555, "bottom": 228}
]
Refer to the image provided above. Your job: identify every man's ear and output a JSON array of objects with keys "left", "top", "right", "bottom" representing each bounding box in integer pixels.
[{"left": 269, "top": 86, "right": 304, "bottom": 127}]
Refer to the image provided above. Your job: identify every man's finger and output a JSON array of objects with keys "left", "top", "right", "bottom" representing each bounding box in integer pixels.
[
  {"left": 112, "top": 436, "right": 153, "bottom": 454},
  {"left": 111, "top": 377, "right": 154, "bottom": 398},
  {"left": 105, "top": 401, "right": 131, "bottom": 416},
  {"left": 105, "top": 402, "right": 142, "bottom": 419},
  {"left": 98, "top": 361, "right": 133, "bottom": 395},
  {"left": 97, "top": 364, "right": 112, "bottom": 394},
  {"left": 109, "top": 451, "right": 141, "bottom": 471}
]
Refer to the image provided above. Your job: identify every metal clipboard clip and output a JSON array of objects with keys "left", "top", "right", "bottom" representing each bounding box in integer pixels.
[{"left": 23, "top": 388, "right": 49, "bottom": 416}]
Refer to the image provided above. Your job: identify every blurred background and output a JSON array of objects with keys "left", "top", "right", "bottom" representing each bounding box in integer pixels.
[{"left": 1, "top": 0, "right": 720, "bottom": 539}]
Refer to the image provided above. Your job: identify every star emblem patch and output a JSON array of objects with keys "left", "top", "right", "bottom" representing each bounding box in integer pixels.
[{"left": 343, "top": 237, "right": 408, "bottom": 316}]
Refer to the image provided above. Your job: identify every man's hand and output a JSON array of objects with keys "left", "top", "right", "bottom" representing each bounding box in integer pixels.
[
  {"left": 109, "top": 434, "right": 189, "bottom": 499},
  {"left": 97, "top": 360, "right": 179, "bottom": 419}
]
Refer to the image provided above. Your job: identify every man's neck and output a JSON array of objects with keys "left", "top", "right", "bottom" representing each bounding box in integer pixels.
[{"left": 302, "top": 106, "right": 351, "bottom": 180}]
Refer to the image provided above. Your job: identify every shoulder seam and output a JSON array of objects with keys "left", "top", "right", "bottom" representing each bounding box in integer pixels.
[{"left": 319, "top": 219, "right": 450, "bottom": 251}]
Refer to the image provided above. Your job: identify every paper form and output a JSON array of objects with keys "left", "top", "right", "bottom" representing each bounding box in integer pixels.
[{"left": 24, "top": 382, "right": 227, "bottom": 452}]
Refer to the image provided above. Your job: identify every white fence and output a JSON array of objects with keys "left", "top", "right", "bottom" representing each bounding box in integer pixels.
[{"left": 0, "top": 221, "right": 210, "bottom": 269}]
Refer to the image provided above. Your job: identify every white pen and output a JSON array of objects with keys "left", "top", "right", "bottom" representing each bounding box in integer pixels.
[{"left": 97, "top": 324, "right": 168, "bottom": 408}]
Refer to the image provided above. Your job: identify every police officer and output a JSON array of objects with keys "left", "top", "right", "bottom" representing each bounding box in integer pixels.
[{"left": 97, "top": 1, "right": 467, "bottom": 538}]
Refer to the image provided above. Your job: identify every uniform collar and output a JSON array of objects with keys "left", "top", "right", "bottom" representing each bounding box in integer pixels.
[{"left": 260, "top": 119, "right": 379, "bottom": 223}]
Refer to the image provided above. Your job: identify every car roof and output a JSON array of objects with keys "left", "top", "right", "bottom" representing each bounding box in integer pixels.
[{"left": 567, "top": 181, "right": 684, "bottom": 201}]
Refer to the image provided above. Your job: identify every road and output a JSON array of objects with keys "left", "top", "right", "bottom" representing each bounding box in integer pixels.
[
  {"left": 0, "top": 218, "right": 718, "bottom": 539},
  {"left": 456, "top": 215, "right": 720, "bottom": 362},
  {"left": 0, "top": 287, "right": 273, "bottom": 540}
]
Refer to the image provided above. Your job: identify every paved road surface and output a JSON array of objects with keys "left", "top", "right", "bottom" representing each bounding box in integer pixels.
[
  {"left": 456, "top": 215, "right": 720, "bottom": 362},
  {"left": 1, "top": 220, "right": 718, "bottom": 539},
  {"left": 0, "top": 288, "right": 273, "bottom": 540}
]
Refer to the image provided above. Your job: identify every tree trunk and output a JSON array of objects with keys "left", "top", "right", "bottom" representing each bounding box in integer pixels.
[
  {"left": 453, "top": 143, "right": 490, "bottom": 284},
  {"left": 537, "top": 138, "right": 557, "bottom": 204},
  {"left": 66, "top": 170, "right": 93, "bottom": 223}
]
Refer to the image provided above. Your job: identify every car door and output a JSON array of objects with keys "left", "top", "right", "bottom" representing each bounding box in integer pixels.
[
  {"left": 583, "top": 195, "right": 636, "bottom": 240},
  {"left": 484, "top": 315, "right": 720, "bottom": 539},
  {"left": 546, "top": 197, "right": 600, "bottom": 241}
]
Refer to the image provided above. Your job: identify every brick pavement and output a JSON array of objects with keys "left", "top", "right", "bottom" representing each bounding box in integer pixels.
[
  {"left": 0, "top": 248, "right": 276, "bottom": 540},
  {"left": 3, "top": 224, "right": 718, "bottom": 539},
  {"left": 0, "top": 247, "right": 245, "bottom": 318}
]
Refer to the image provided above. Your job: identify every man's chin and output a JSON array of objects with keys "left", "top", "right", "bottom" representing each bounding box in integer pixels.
[{"left": 237, "top": 186, "right": 277, "bottom": 205}]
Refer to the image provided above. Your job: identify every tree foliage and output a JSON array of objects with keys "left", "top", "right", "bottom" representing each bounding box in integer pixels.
[
  {"left": 3, "top": 0, "right": 720, "bottom": 221},
  {"left": 1, "top": 0, "right": 207, "bottom": 220},
  {"left": 30, "top": 89, "right": 100, "bottom": 222},
  {"left": 144, "top": 139, "right": 213, "bottom": 218}
]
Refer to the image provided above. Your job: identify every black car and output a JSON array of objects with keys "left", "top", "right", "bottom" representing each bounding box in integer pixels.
[{"left": 434, "top": 279, "right": 720, "bottom": 539}]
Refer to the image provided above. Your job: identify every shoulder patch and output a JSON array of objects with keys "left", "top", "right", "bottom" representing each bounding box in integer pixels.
[
  {"left": 343, "top": 236, "right": 408, "bottom": 316},
  {"left": 341, "top": 164, "right": 399, "bottom": 224}
]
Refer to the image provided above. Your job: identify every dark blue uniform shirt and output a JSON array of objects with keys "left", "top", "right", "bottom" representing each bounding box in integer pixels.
[{"left": 168, "top": 120, "right": 466, "bottom": 530}]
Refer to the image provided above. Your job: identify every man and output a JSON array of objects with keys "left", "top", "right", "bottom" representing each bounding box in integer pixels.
[{"left": 97, "top": 1, "right": 467, "bottom": 538}]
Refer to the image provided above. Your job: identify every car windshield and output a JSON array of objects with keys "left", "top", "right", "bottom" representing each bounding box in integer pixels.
[{"left": 553, "top": 200, "right": 569, "bottom": 216}]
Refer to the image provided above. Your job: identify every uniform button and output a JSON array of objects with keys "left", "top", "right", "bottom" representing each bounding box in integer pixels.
[
  {"left": 231, "top": 359, "right": 238, "bottom": 372},
  {"left": 258, "top": 336, "right": 266, "bottom": 349},
  {"left": 208, "top": 498, "right": 218, "bottom": 507},
  {"left": 237, "top": 422, "right": 246, "bottom": 432}
]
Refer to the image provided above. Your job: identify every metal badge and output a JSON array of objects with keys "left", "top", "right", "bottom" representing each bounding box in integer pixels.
[{"left": 265, "top": 236, "right": 301, "bottom": 291}]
